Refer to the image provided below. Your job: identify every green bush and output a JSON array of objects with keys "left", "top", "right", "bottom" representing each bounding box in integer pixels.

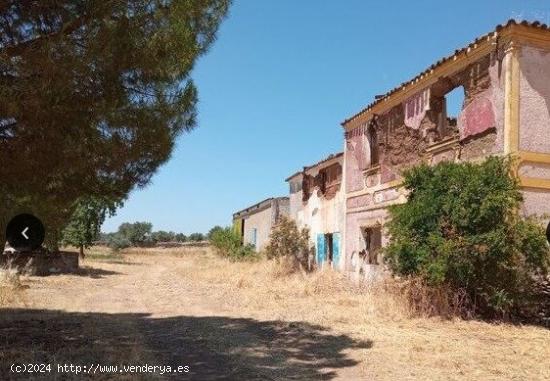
[
  {"left": 107, "top": 234, "right": 131, "bottom": 251},
  {"left": 384, "top": 156, "right": 550, "bottom": 317},
  {"left": 207, "top": 226, "right": 224, "bottom": 241},
  {"left": 265, "top": 217, "right": 311, "bottom": 270},
  {"left": 188, "top": 232, "right": 205, "bottom": 242},
  {"left": 210, "top": 227, "right": 256, "bottom": 261},
  {"left": 118, "top": 222, "right": 153, "bottom": 247}
]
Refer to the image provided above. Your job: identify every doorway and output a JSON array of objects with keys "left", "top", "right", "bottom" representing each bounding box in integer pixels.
[
  {"left": 362, "top": 226, "right": 382, "bottom": 265},
  {"left": 325, "top": 233, "right": 333, "bottom": 263},
  {"left": 316, "top": 232, "right": 341, "bottom": 269}
]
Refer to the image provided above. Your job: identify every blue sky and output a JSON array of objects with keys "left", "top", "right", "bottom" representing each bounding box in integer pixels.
[{"left": 103, "top": 0, "right": 550, "bottom": 233}]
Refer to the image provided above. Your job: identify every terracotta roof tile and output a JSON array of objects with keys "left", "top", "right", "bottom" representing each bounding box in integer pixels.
[{"left": 341, "top": 19, "right": 550, "bottom": 127}]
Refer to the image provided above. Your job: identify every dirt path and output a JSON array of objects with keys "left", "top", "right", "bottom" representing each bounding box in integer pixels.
[
  {"left": 0, "top": 252, "right": 368, "bottom": 380},
  {"left": 2, "top": 249, "right": 549, "bottom": 380}
]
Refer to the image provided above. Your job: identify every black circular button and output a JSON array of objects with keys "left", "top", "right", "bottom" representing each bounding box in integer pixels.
[{"left": 6, "top": 214, "right": 45, "bottom": 251}]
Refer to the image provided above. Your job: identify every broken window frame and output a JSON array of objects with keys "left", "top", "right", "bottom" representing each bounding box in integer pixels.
[
  {"left": 362, "top": 225, "right": 382, "bottom": 265},
  {"left": 367, "top": 120, "right": 379, "bottom": 168}
]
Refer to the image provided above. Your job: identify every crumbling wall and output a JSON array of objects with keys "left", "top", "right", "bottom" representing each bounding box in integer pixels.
[
  {"left": 377, "top": 53, "right": 503, "bottom": 169},
  {"left": 344, "top": 104, "right": 429, "bottom": 193},
  {"left": 343, "top": 51, "right": 507, "bottom": 269},
  {"left": 287, "top": 177, "right": 304, "bottom": 227},
  {"left": 301, "top": 160, "right": 345, "bottom": 246},
  {"left": 345, "top": 127, "right": 370, "bottom": 192},
  {"left": 454, "top": 54, "right": 503, "bottom": 158},
  {"left": 344, "top": 208, "right": 389, "bottom": 271},
  {"left": 344, "top": 51, "right": 504, "bottom": 196},
  {"left": 377, "top": 105, "right": 428, "bottom": 182},
  {"left": 460, "top": 130, "right": 498, "bottom": 161},
  {"left": 303, "top": 163, "right": 342, "bottom": 201}
]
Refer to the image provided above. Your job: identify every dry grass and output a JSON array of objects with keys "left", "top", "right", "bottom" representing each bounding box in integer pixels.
[
  {"left": 122, "top": 245, "right": 210, "bottom": 257},
  {"left": 1, "top": 247, "right": 549, "bottom": 380},
  {"left": 0, "top": 267, "right": 25, "bottom": 307},
  {"left": 171, "top": 250, "right": 550, "bottom": 380}
]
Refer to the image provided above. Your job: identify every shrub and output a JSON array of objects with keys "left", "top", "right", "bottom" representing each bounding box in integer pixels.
[
  {"left": 151, "top": 231, "right": 177, "bottom": 242},
  {"left": 188, "top": 232, "right": 205, "bottom": 242},
  {"left": 210, "top": 227, "right": 256, "bottom": 261},
  {"left": 265, "top": 217, "right": 311, "bottom": 271},
  {"left": 107, "top": 234, "right": 131, "bottom": 251},
  {"left": 117, "top": 222, "right": 153, "bottom": 247},
  {"left": 384, "top": 156, "right": 550, "bottom": 317},
  {"left": 207, "top": 226, "right": 224, "bottom": 241}
]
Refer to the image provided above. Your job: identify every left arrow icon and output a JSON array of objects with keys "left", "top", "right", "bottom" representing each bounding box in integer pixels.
[{"left": 6, "top": 214, "right": 45, "bottom": 251}]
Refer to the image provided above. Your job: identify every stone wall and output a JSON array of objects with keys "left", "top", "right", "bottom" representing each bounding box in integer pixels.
[{"left": 1, "top": 250, "right": 79, "bottom": 275}]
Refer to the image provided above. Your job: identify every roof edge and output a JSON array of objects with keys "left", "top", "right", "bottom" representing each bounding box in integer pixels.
[
  {"left": 341, "top": 19, "right": 550, "bottom": 128},
  {"left": 232, "top": 196, "right": 288, "bottom": 218},
  {"left": 285, "top": 152, "right": 344, "bottom": 182}
]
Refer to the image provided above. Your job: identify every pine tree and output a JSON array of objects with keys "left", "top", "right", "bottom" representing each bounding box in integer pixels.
[{"left": 0, "top": 0, "right": 231, "bottom": 249}]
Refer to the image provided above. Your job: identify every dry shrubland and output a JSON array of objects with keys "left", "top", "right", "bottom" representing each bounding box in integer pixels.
[
  {"left": 170, "top": 248, "right": 516, "bottom": 323},
  {"left": 2, "top": 247, "right": 549, "bottom": 380},
  {"left": 0, "top": 267, "right": 24, "bottom": 306},
  {"left": 169, "top": 248, "right": 550, "bottom": 380}
]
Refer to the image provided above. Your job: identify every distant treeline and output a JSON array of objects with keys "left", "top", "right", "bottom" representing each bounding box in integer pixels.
[{"left": 99, "top": 222, "right": 223, "bottom": 250}]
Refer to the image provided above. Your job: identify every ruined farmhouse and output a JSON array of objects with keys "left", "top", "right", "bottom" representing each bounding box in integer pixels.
[
  {"left": 232, "top": 197, "right": 289, "bottom": 252},
  {"left": 286, "top": 152, "right": 345, "bottom": 270},
  {"left": 343, "top": 20, "right": 550, "bottom": 273},
  {"left": 236, "top": 20, "right": 550, "bottom": 273}
]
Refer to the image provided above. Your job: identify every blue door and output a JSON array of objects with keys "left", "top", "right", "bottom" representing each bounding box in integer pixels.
[
  {"left": 332, "top": 232, "right": 341, "bottom": 270},
  {"left": 316, "top": 233, "right": 325, "bottom": 265}
]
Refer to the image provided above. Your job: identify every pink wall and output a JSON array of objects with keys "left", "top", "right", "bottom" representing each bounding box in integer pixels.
[
  {"left": 521, "top": 189, "right": 550, "bottom": 228},
  {"left": 457, "top": 55, "right": 505, "bottom": 152},
  {"left": 459, "top": 95, "right": 495, "bottom": 139},
  {"left": 519, "top": 45, "right": 550, "bottom": 153},
  {"left": 345, "top": 129, "right": 369, "bottom": 193}
]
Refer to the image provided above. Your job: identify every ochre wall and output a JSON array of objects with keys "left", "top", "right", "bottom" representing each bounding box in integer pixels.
[
  {"left": 242, "top": 206, "right": 273, "bottom": 252},
  {"left": 516, "top": 44, "right": 550, "bottom": 225}
]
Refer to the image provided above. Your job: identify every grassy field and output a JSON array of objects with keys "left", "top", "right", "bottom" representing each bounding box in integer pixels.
[{"left": 0, "top": 246, "right": 549, "bottom": 380}]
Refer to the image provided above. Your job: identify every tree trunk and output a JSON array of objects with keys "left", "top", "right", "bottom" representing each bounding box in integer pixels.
[
  {"left": 79, "top": 245, "right": 85, "bottom": 259},
  {"left": 0, "top": 229, "right": 5, "bottom": 254}
]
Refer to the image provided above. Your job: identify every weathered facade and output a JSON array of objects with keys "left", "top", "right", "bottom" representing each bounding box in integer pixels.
[
  {"left": 232, "top": 197, "right": 289, "bottom": 252},
  {"left": 286, "top": 153, "right": 345, "bottom": 269},
  {"left": 341, "top": 20, "right": 550, "bottom": 275}
]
